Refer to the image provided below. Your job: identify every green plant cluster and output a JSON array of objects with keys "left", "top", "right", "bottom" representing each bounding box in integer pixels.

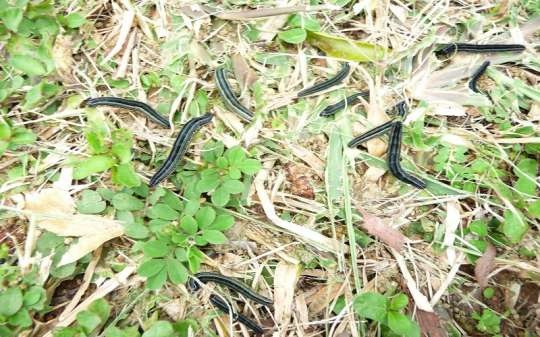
[
  {"left": 72, "top": 108, "right": 140, "bottom": 188},
  {"left": 0, "top": 115, "right": 36, "bottom": 156},
  {"left": 0, "top": 0, "right": 84, "bottom": 106},
  {"left": 53, "top": 299, "right": 198, "bottom": 337},
  {"left": 0, "top": 269, "right": 47, "bottom": 337},
  {"left": 353, "top": 292, "right": 420, "bottom": 337}
]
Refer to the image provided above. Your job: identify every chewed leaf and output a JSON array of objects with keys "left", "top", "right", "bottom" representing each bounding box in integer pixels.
[{"left": 306, "top": 31, "right": 386, "bottom": 62}]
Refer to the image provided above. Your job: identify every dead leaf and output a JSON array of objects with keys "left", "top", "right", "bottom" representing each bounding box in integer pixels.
[
  {"left": 416, "top": 310, "right": 448, "bottom": 337},
  {"left": 231, "top": 53, "right": 258, "bottom": 90},
  {"left": 474, "top": 244, "right": 497, "bottom": 288},
  {"left": 307, "top": 282, "right": 344, "bottom": 314},
  {"left": 274, "top": 261, "right": 298, "bottom": 326},
  {"left": 357, "top": 207, "right": 406, "bottom": 251},
  {"left": 24, "top": 188, "right": 124, "bottom": 266},
  {"left": 52, "top": 35, "right": 76, "bottom": 84},
  {"left": 285, "top": 164, "right": 315, "bottom": 199}
]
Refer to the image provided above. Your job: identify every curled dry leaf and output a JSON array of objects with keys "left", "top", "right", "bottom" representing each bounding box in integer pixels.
[
  {"left": 231, "top": 53, "right": 258, "bottom": 90},
  {"left": 357, "top": 207, "right": 406, "bottom": 251},
  {"left": 52, "top": 35, "right": 76, "bottom": 84},
  {"left": 24, "top": 188, "right": 124, "bottom": 266},
  {"left": 285, "top": 163, "right": 315, "bottom": 199},
  {"left": 307, "top": 282, "right": 344, "bottom": 314},
  {"left": 274, "top": 261, "right": 298, "bottom": 325},
  {"left": 474, "top": 243, "right": 497, "bottom": 288},
  {"left": 416, "top": 310, "right": 448, "bottom": 337}
]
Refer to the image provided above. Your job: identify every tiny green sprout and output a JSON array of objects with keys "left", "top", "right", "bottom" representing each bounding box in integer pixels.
[
  {"left": 472, "top": 309, "right": 501, "bottom": 335},
  {"left": 483, "top": 287, "right": 495, "bottom": 299}
]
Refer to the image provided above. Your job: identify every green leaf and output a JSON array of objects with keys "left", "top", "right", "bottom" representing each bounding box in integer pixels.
[
  {"left": 112, "top": 193, "right": 144, "bottom": 211},
  {"left": 124, "top": 223, "right": 149, "bottom": 239},
  {"left": 228, "top": 166, "right": 241, "bottom": 179},
  {"left": 211, "top": 186, "right": 230, "bottom": 207},
  {"left": 162, "top": 190, "right": 183, "bottom": 211},
  {"left": 278, "top": 28, "right": 307, "bottom": 44},
  {"left": 148, "top": 203, "right": 178, "bottom": 220},
  {"left": 353, "top": 292, "right": 387, "bottom": 321},
  {"left": 76, "top": 190, "right": 106, "bottom": 214},
  {"left": 146, "top": 267, "right": 167, "bottom": 289},
  {"left": 23, "top": 286, "right": 44, "bottom": 307},
  {"left": 502, "top": 209, "right": 528, "bottom": 244},
  {"left": 187, "top": 247, "right": 202, "bottom": 273},
  {"left": 195, "top": 206, "right": 216, "bottom": 227},
  {"left": 216, "top": 156, "right": 228, "bottom": 168},
  {"left": 0, "top": 287, "right": 23, "bottom": 316},
  {"left": 8, "top": 308, "right": 32, "bottom": 328},
  {"left": 225, "top": 146, "right": 246, "bottom": 166},
  {"left": 180, "top": 216, "right": 198, "bottom": 235},
  {"left": 389, "top": 293, "right": 409, "bottom": 311},
  {"left": 205, "top": 214, "right": 234, "bottom": 231},
  {"left": 469, "top": 220, "right": 488, "bottom": 237},
  {"left": 184, "top": 198, "right": 200, "bottom": 216},
  {"left": 73, "top": 155, "right": 116, "bottom": 179},
  {"left": 514, "top": 158, "right": 537, "bottom": 195},
  {"left": 111, "top": 142, "right": 132, "bottom": 164},
  {"left": 64, "top": 12, "right": 86, "bottom": 28},
  {"left": 9, "top": 54, "right": 47, "bottom": 76},
  {"left": 142, "top": 321, "right": 174, "bottom": 337},
  {"left": 166, "top": 258, "right": 188, "bottom": 284},
  {"left": 1, "top": 8, "right": 23, "bottom": 32},
  {"left": 221, "top": 179, "right": 244, "bottom": 194},
  {"left": 88, "top": 298, "right": 110, "bottom": 321},
  {"left": 529, "top": 200, "right": 540, "bottom": 218},
  {"left": 10, "top": 128, "right": 36, "bottom": 146},
  {"left": 387, "top": 312, "right": 420, "bottom": 337},
  {"left": 202, "top": 141, "right": 224, "bottom": 162},
  {"left": 306, "top": 31, "right": 387, "bottom": 62},
  {"left": 143, "top": 240, "right": 170, "bottom": 258},
  {"left": 138, "top": 258, "right": 165, "bottom": 277},
  {"left": 200, "top": 229, "right": 228, "bottom": 244},
  {"left": 77, "top": 311, "right": 102, "bottom": 334},
  {"left": 195, "top": 173, "right": 220, "bottom": 193},
  {"left": 112, "top": 163, "right": 141, "bottom": 188},
  {"left": 288, "top": 14, "right": 320, "bottom": 31},
  {"left": 0, "top": 120, "right": 12, "bottom": 140},
  {"left": 237, "top": 159, "right": 261, "bottom": 175}
]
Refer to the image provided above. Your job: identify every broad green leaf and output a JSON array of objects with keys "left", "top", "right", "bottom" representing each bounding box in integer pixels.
[
  {"left": 142, "top": 321, "right": 174, "bottom": 337},
  {"left": 166, "top": 258, "right": 188, "bottom": 284},
  {"left": 216, "top": 156, "right": 228, "bottom": 168},
  {"left": 111, "top": 142, "right": 132, "bottom": 164},
  {"left": 514, "top": 158, "right": 537, "bottom": 195},
  {"left": 7, "top": 308, "right": 32, "bottom": 328},
  {"left": 180, "top": 216, "right": 198, "bottom": 235},
  {"left": 124, "top": 223, "right": 149, "bottom": 239},
  {"left": 162, "top": 190, "right": 183, "bottom": 211},
  {"left": 306, "top": 31, "right": 386, "bottom": 62},
  {"left": 64, "top": 12, "right": 86, "bottom": 28},
  {"left": 143, "top": 240, "right": 169, "bottom": 258},
  {"left": 73, "top": 155, "right": 116, "bottom": 179},
  {"left": 278, "top": 28, "right": 307, "bottom": 44},
  {"left": 237, "top": 159, "right": 261, "bottom": 175},
  {"left": 195, "top": 173, "right": 220, "bottom": 193},
  {"left": 148, "top": 203, "right": 178, "bottom": 220},
  {"left": 205, "top": 214, "right": 234, "bottom": 231},
  {"left": 202, "top": 140, "right": 224, "bottom": 162},
  {"left": 195, "top": 206, "right": 216, "bottom": 226},
  {"left": 221, "top": 180, "right": 244, "bottom": 194},
  {"left": 529, "top": 200, "right": 540, "bottom": 218},
  {"left": 112, "top": 163, "right": 141, "bottom": 188},
  {"left": 138, "top": 258, "right": 165, "bottom": 277},
  {"left": 502, "top": 210, "right": 528, "bottom": 244},
  {"left": 225, "top": 146, "right": 246, "bottom": 166},
  {"left": 211, "top": 186, "right": 230, "bottom": 207},
  {"left": 10, "top": 128, "right": 36, "bottom": 146},
  {"left": 184, "top": 198, "right": 200, "bottom": 216},
  {"left": 9, "top": 54, "right": 47, "bottom": 76},
  {"left": 387, "top": 312, "right": 420, "bottom": 337},
  {"left": 326, "top": 130, "right": 343, "bottom": 202},
  {"left": 146, "top": 267, "right": 167, "bottom": 290},
  {"left": 1, "top": 8, "right": 23, "bottom": 32},
  {"left": 187, "top": 247, "right": 203, "bottom": 273},
  {"left": 288, "top": 14, "right": 320, "bottom": 31},
  {"left": 389, "top": 293, "right": 409, "bottom": 311},
  {"left": 0, "top": 288, "right": 23, "bottom": 316},
  {"left": 23, "top": 286, "right": 44, "bottom": 307},
  {"left": 353, "top": 292, "right": 387, "bottom": 321},
  {"left": 0, "top": 120, "right": 11, "bottom": 140},
  {"left": 76, "top": 190, "right": 106, "bottom": 214},
  {"left": 469, "top": 220, "right": 488, "bottom": 237},
  {"left": 77, "top": 311, "right": 102, "bottom": 334},
  {"left": 88, "top": 298, "right": 110, "bottom": 321},
  {"left": 200, "top": 229, "right": 227, "bottom": 244},
  {"left": 229, "top": 166, "right": 241, "bottom": 179},
  {"left": 112, "top": 193, "right": 144, "bottom": 211}
]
